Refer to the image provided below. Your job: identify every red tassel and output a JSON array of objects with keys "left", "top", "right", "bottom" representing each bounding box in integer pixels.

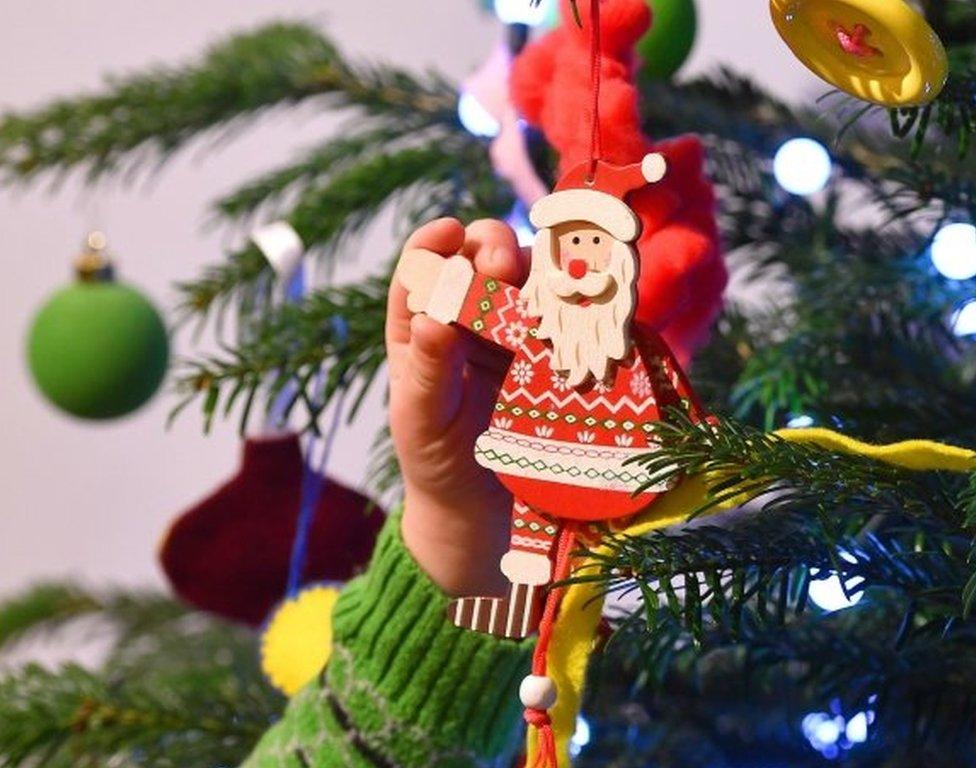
[
  {"left": 522, "top": 525, "right": 578, "bottom": 768},
  {"left": 524, "top": 709, "right": 558, "bottom": 768}
]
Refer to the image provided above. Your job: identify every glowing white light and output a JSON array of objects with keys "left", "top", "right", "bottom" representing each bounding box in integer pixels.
[
  {"left": 773, "top": 138, "right": 832, "bottom": 196},
  {"left": 809, "top": 572, "right": 863, "bottom": 612},
  {"left": 505, "top": 204, "right": 536, "bottom": 247},
  {"left": 845, "top": 712, "right": 869, "bottom": 744},
  {"left": 787, "top": 414, "right": 815, "bottom": 428},
  {"left": 802, "top": 707, "right": 873, "bottom": 758},
  {"left": 809, "top": 552, "right": 863, "bottom": 612},
  {"left": 569, "top": 715, "right": 591, "bottom": 757},
  {"left": 493, "top": 0, "right": 553, "bottom": 26},
  {"left": 930, "top": 222, "right": 976, "bottom": 281},
  {"left": 802, "top": 712, "right": 843, "bottom": 752},
  {"left": 951, "top": 300, "right": 976, "bottom": 337},
  {"left": 457, "top": 92, "right": 500, "bottom": 138}
]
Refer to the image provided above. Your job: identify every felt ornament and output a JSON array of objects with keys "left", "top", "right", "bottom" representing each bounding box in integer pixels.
[
  {"left": 159, "top": 433, "right": 384, "bottom": 626},
  {"left": 260, "top": 584, "right": 340, "bottom": 696},
  {"left": 510, "top": 0, "right": 724, "bottom": 366},
  {"left": 769, "top": 0, "right": 948, "bottom": 107},
  {"left": 464, "top": 39, "right": 550, "bottom": 208},
  {"left": 27, "top": 232, "right": 168, "bottom": 420}
]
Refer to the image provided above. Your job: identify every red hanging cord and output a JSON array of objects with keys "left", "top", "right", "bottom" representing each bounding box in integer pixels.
[
  {"left": 524, "top": 524, "right": 578, "bottom": 768},
  {"left": 587, "top": 0, "right": 603, "bottom": 182}
]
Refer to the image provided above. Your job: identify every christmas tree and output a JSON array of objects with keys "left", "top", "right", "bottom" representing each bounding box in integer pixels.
[{"left": 3, "top": 1, "right": 976, "bottom": 766}]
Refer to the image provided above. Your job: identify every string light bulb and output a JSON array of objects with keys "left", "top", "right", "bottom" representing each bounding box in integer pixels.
[
  {"left": 773, "top": 138, "right": 832, "bottom": 196},
  {"left": 569, "top": 715, "right": 591, "bottom": 757},
  {"left": 457, "top": 92, "right": 500, "bottom": 138},
  {"left": 787, "top": 414, "right": 815, "bottom": 428},
  {"left": 930, "top": 222, "right": 976, "bottom": 281},
  {"left": 505, "top": 203, "right": 536, "bottom": 247},
  {"left": 809, "top": 551, "right": 863, "bottom": 612},
  {"left": 951, "top": 299, "right": 976, "bottom": 337},
  {"left": 493, "top": 0, "right": 553, "bottom": 26}
]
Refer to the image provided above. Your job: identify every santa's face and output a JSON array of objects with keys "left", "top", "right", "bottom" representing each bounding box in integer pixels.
[
  {"left": 556, "top": 222, "right": 613, "bottom": 273},
  {"left": 549, "top": 222, "right": 619, "bottom": 304},
  {"left": 520, "top": 220, "right": 638, "bottom": 387}
]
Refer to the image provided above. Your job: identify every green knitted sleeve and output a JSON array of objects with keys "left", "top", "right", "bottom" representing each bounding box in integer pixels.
[{"left": 241, "top": 510, "right": 534, "bottom": 768}]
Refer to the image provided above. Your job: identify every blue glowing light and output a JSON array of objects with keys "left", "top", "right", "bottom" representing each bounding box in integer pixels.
[
  {"left": 802, "top": 703, "right": 874, "bottom": 759},
  {"left": 457, "top": 92, "right": 500, "bottom": 138},
  {"left": 845, "top": 711, "right": 870, "bottom": 744},
  {"left": 952, "top": 299, "right": 976, "bottom": 337},
  {"left": 493, "top": 0, "right": 553, "bottom": 26},
  {"left": 773, "top": 138, "right": 832, "bottom": 196},
  {"left": 930, "top": 222, "right": 976, "bottom": 281},
  {"left": 787, "top": 414, "right": 815, "bottom": 428},
  {"left": 569, "top": 715, "right": 591, "bottom": 757},
  {"left": 505, "top": 203, "right": 536, "bottom": 247}
]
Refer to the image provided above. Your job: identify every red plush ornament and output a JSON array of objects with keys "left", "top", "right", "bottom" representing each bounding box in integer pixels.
[
  {"left": 159, "top": 433, "right": 384, "bottom": 626},
  {"left": 510, "top": 0, "right": 725, "bottom": 363}
]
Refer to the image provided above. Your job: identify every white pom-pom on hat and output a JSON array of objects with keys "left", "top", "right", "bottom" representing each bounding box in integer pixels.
[{"left": 641, "top": 152, "right": 667, "bottom": 183}]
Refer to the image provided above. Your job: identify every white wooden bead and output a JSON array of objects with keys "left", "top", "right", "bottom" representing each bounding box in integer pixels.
[{"left": 519, "top": 674, "right": 557, "bottom": 710}]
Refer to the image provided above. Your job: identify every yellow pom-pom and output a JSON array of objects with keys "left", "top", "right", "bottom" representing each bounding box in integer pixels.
[
  {"left": 770, "top": 0, "right": 948, "bottom": 107},
  {"left": 261, "top": 584, "right": 340, "bottom": 696}
]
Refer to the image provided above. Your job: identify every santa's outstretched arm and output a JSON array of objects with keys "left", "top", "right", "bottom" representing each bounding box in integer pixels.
[{"left": 396, "top": 248, "right": 540, "bottom": 355}]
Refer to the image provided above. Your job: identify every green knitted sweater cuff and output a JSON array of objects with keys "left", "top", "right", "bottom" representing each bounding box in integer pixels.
[{"left": 326, "top": 509, "right": 534, "bottom": 767}]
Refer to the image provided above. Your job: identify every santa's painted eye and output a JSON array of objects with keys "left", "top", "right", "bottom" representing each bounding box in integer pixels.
[
  {"left": 572, "top": 236, "right": 581, "bottom": 245},
  {"left": 593, "top": 236, "right": 601, "bottom": 244}
]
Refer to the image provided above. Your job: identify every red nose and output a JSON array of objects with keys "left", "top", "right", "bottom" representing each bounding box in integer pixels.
[{"left": 567, "top": 259, "right": 588, "bottom": 279}]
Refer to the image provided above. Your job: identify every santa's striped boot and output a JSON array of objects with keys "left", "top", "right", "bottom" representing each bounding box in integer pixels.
[{"left": 446, "top": 501, "right": 557, "bottom": 639}]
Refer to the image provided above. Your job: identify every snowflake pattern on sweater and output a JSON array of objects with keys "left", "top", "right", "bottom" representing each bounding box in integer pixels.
[{"left": 455, "top": 273, "right": 702, "bottom": 520}]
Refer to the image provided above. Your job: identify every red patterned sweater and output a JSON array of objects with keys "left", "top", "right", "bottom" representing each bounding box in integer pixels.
[{"left": 433, "top": 264, "right": 705, "bottom": 521}]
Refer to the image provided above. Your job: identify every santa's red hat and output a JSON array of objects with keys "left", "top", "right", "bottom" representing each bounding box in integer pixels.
[{"left": 529, "top": 152, "right": 667, "bottom": 243}]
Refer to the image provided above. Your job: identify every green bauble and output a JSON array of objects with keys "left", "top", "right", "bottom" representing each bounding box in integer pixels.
[
  {"left": 28, "top": 273, "right": 169, "bottom": 420},
  {"left": 637, "top": 0, "right": 697, "bottom": 79}
]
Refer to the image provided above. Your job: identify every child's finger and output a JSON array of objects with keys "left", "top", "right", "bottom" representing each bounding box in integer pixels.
[
  {"left": 462, "top": 219, "right": 528, "bottom": 287},
  {"left": 388, "top": 218, "right": 466, "bottom": 348},
  {"left": 403, "top": 217, "right": 466, "bottom": 255},
  {"left": 402, "top": 314, "right": 466, "bottom": 433}
]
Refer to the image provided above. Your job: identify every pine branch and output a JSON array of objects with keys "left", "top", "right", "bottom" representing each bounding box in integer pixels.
[
  {"left": 211, "top": 122, "right": 434, "bottom": 222},
  {"left": 644, "top": 69, "right": 976, "bottom": 225},
  {"left": 587, "top": 512, "right": 967, "bottom": 646},
  {"left": 629, "top": 413, "right": 964, "bottom": 525},
  {"left": 0, "top": 584, "right": 101, "bottom": 650},
  {"left": 0, "top": 23, "right": 340, "bottom": 184},
  {"left": 0, "top": 584, "right": 280, "bottom": 768},
  {"left": 177, "top": 137, "right": 498, "bottom": 325},
  {"left": 175, "top": 274, "right": 390, "bottom": 433},
  {"left": 0, "top": 583, "right": 185, "bottom": 653},
  {"left": 0, "top": 654, "right": 275, "bottom": 767},
  {"left": 0, "top": 21, "right": 460, "bottom": 187}
]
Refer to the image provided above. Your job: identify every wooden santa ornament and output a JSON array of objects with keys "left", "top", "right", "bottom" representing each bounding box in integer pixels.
[
  {"left": 397, "top": 151, "right": 708, "bottom": 618},
  {"left": 397, "top": 150, "right": 711, "bottom": 767}
]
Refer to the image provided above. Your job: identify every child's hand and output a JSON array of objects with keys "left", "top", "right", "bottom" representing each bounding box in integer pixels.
[{"left": 387, "top": 218, "right": 527, "bottom": 597}]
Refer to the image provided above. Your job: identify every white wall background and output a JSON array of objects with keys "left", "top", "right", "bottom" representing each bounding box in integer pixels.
[{"left": 0, "top": 0, "right": 821, "bottom": 600}]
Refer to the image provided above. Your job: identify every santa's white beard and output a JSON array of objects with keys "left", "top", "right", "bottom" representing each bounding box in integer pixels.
[{"left": 520, "top": 230, "right": 637, "bottom": 387}]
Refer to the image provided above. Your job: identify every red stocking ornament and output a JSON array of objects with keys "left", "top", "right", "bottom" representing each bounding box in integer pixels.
[{"left": 159, "top": 433, "right": 384, "bottom": 626}]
